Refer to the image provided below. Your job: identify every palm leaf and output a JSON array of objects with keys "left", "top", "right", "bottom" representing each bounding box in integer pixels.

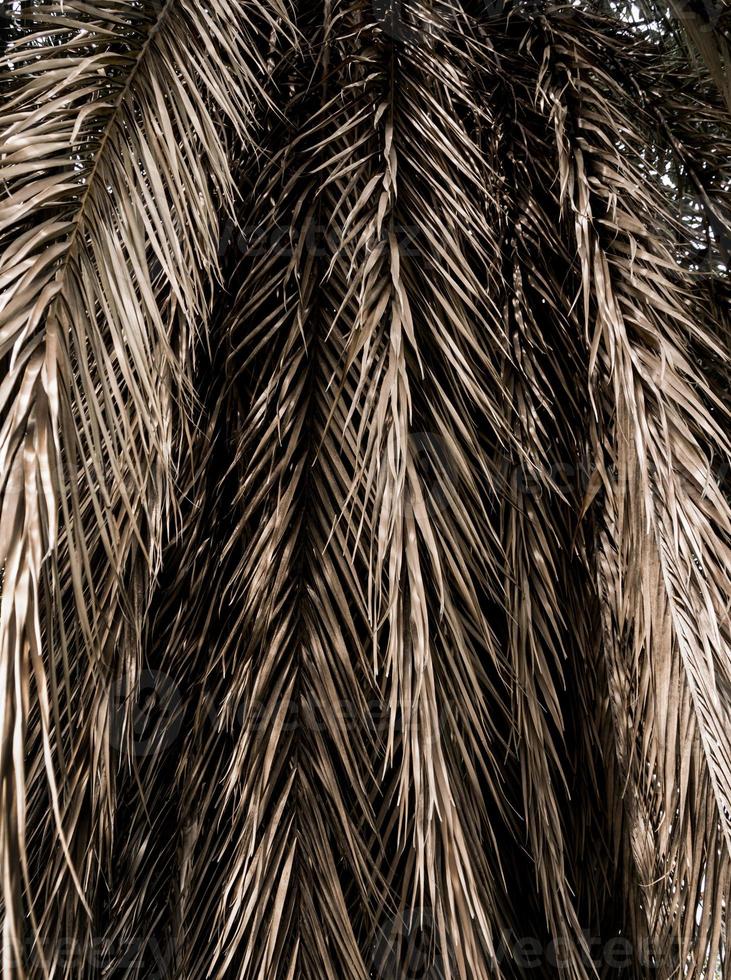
[
  {"left": 537, "top": 9, "right": 731, "bottom": 974},
  {"left": 0, "top": 1, "right": 289, "bottom": 972}
]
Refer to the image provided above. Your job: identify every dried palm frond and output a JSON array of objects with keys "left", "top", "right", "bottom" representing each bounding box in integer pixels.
[
  {"left": 0, "top": 0, "right": 291, "bottom": 973},
  {"left": 0, "top": 1, "right": 730, "bottom": 979}
]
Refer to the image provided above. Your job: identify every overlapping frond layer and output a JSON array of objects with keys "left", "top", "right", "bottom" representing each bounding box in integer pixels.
[
  {"left": 494, "top": 101, "right": 595, "bottom": 980},
  {"left": 160, "top": 106, "right": 383, "bottom": 974},
  {"left": 316, "top": 10, "right": 525, "bottom": 977},
  {"left": 96, "top": 376, "right": 240, "bottom": 977},
  {"left": 534, "top": 10, "right": 731, "bottom": 976},
  {"left": 480, "top": 25, "right": 682, "bottom": 971},
  {"left": 0, "top": 1, "right": 288, "bottom": 973}
]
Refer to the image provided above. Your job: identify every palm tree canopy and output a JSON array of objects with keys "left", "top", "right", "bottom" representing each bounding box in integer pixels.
[{"left": 0, "top": 1, "right": 730, "bottom": 978}]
